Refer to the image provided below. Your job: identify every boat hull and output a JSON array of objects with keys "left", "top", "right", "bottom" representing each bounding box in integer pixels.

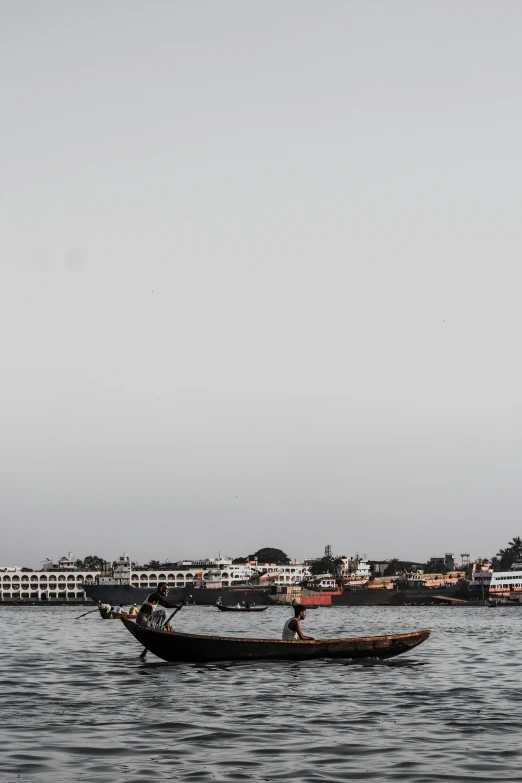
[
  {"left": 331, "top": 585, "right": 464, "bottom": 606},
  {"left": 120, "top": 619, "right": 430, "bottom": 662}
]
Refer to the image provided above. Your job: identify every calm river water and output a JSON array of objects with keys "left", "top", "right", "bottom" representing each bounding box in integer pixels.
[{"left": 2, "top": 604, "right": 521, "bottom": 782}]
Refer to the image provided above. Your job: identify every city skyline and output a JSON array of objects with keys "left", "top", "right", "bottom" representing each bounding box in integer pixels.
[{"left": 6, "top": 543, "right": 502, "bottom": 572}]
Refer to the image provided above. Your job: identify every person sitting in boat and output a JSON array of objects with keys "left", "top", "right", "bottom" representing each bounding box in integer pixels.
[
  {"left": 136, "top": 582, "right": 178, "bottom": 632},
  {"left": 112, "top": 604, "right": 124, "bottom": 614},
  {"left": 215, "top": 597, "right": 223, "bottom": 607},
  {"left": 128, "top": 604, "right": 138, "bottom": 616},
  {"left": 282, "top": 604, "right": 314, "bottom": 641},
  {"left": 99, "top": 601, "right": 112, "bottom": 619}
]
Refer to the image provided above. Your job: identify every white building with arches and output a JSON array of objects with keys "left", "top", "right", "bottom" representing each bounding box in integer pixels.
[
  {"left": 0, "top": 567, "right": 99, "bottom": 601},
  {"left": 0, "top": 554, "right": 312, "bottom": 602}
]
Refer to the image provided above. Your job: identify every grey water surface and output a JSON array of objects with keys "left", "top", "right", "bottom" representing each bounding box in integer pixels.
[{"left": 2, "top": 604, "right": 520, "bottom": 782}]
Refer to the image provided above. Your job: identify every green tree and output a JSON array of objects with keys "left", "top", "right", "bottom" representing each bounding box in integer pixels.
[
  {"left": 249, "top": 548, "right": 290, "bottom": 565},
  {"left": 77, "top": 555, "right": 106, "bottom": 571},
  {"left": 309, "top": 556, "right": 344, "bottom": 577},
  {"left": 423, "top": 560, "right": 448, "bottom": 575},
  {"left": 144, "top": 560, "right": 162, "bottom": 569},
  {"left": 383, "top": 559, "right": 401, "bottom": 576},
  {"left": 509, "top": 537, "right": 522, "bottom": 560},
  {"left": 492, "top": 537, "right": 522, "bottom": 571}
]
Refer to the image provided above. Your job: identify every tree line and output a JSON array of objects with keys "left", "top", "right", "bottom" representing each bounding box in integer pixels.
[
  {"left": 139, "top": 548, "right": 292, "bottom": 570},
  {"left": 491, "top": 536, "right": 522, "bottom": 572},
  {"left": 18, "top": 539, "right": 522, "bottom": 575}
]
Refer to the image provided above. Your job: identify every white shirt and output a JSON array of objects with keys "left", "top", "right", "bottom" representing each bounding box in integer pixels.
[{"left": 282, "top": 618, "right": 298, "bottom": 640}]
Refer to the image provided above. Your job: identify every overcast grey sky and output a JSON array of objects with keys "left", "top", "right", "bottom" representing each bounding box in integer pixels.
[{"left": 2, "top": 1, "right": 522, "bottom": 568}]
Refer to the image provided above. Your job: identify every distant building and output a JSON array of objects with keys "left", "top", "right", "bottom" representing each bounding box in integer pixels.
[
  {"left": 428, "top": 555, "right": 459, "bottom": 572},
  {"left": 1, "top": 566, "right": 98, "bottom": 601},
  {"left": 445, "top": 553, "right": 458, "bottom": 571},
  {"left": 405, "top": 570, "right": 465, "bottom": 588},
  {"left": 340, "top": 556, "right": 371, "bottom": 578},
  {"left": 370, "top": 561, "right": 390, "bottom": 576},
  {"left": 41, "top": 552, "right": 78, "bottom": 571}
]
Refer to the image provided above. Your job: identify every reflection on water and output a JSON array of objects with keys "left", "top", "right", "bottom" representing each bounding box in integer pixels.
[{"left": 2, "top": 604, "right": 522, "bottom": 782}]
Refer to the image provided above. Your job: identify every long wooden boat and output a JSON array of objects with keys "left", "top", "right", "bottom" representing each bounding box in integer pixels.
[
  {"left": 216, "top": 604, "right": 268, "bottom": 613},
  {"left": 120, "top": 618, "right": 430, "bottom": 662}
]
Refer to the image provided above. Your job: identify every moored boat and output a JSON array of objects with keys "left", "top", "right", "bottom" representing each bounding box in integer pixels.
[
  {"left": 98, "top": 603, "right": 136, "bottom": 620},
  {"left": 488, "top": 595, "right": 522, "bottom": 607},
  {"left": 120, "top": 618, "right": 430, "bottom": 662},
  {"left": 98, "top": 607, "right": 135, "bottom": 619},
  {"left": 471, "top": 565, "right": 522, "bottom": 601}
]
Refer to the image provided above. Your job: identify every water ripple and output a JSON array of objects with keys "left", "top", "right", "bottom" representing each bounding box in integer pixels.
[{"left": 2, "top": 605, "right": 521, "bottom": 782}]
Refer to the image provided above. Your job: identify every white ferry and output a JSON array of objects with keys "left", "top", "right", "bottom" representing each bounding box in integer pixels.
[{"left": 469, "top": 563, "right": 522, "bottom": 598}]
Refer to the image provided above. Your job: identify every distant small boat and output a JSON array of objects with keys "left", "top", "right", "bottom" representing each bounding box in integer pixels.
[
  {"left": 98, "top": 607, "right": 135, "bottom": 620},
  {"left": 120, "top": 618, "right": 430, "bottom": 662},
  {"left": 216, "top": 604, "right": 268, "bottom": 613}
]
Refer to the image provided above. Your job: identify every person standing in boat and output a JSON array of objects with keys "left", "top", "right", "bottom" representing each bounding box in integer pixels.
[
  {"left": 282, "top": 604, "right": 314, "bottom": 640},
  {"left": 136, "top": 582, "right": 178, "bottom": 632}
]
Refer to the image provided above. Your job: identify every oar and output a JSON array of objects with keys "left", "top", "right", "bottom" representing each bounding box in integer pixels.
[
  {"left": 74, "top": 607, "right": 101, "bottom": 620},
  {"left": 139, "top": 595, "right": 193, "bottom": 660},
  {"left": 162, "top": 594, "right": 193, "bottom": 630}
]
